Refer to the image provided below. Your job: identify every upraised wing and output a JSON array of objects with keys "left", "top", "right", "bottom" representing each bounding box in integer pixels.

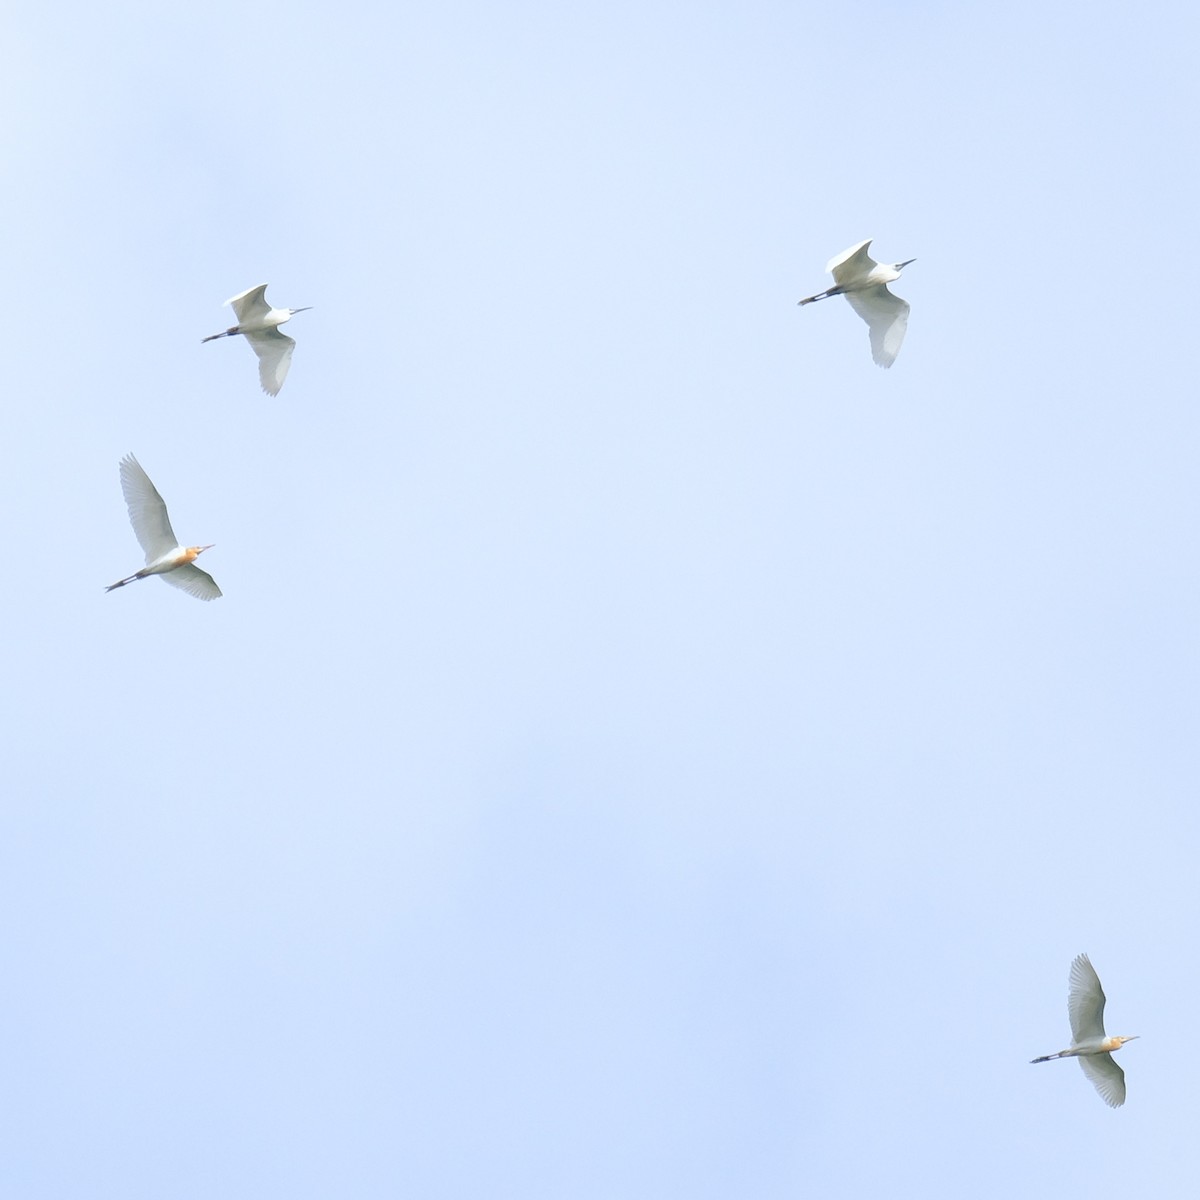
[
  {"left": 1068, "top": 953, "right": 1108, "bottom": 1043},
  {"left": 119, "top": 454, "right": 180, "bottom": 563},
  {"left": 244, "top": 328, "right": 297, "bottom": 396},
  {"left": 827, "top": 239, "right": 877, "bottom": 283},
  {"left": 226, "top": 283, "right": 272, "bottom": 323}
]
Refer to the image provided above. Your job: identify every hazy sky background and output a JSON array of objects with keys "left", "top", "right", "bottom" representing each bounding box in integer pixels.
[{"left": 2, "top": 2, "right": 1196, "bottom": 1195}]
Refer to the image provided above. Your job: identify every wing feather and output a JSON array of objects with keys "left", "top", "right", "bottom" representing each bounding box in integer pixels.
[
  {"left": 226, "top": 283, "right": 272, "bottom": 322},
  {"left": 244, "top": 328, "right": 296, "bottom": 396},
  {"left": 160, "top": 563, "right": 222, "bottom": 601},
  {"left": 827, "top": 239, "right": 876, "bottom": 282},
  {"left": 119, "top": 454, "right": 180, "bottom": 563},
  {"left": 1079, "top": 1053, "right": 1126, "bottom": 1108},
  {"left": 1068, "top": 953, "right": 1108, "bottom": 1043},
  {"left": 843, "top": 286, "right": 909, "bottom": 368}
]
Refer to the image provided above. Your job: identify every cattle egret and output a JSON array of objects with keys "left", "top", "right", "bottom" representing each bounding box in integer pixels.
[
  {"left": 203, "top": 283, "right": 311, "bottom": 396},
  {"left": 1031, "top": 953, "right": 1138, "bottom": 1107},
  {"left": 798, "top": 239, "right": 915, "bottom": 368},
  {"left": 106, "top": 454, "right": 221, "bottom": 600}
]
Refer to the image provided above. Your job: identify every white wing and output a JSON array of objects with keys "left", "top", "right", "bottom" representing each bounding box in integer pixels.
[
  {"left": 159, "top": 563, "right": 222, "bottom": 601},
  {"left": 226, "top": 283, "right": 272, "bottom": 323},
  {"left": 119, "top": 454, "right": 180, "bottom": 563},
  {"left": 244, "top": 328, "right": 296, "bottom": 396},
  {"left": 844, "top": 285, "right": 909, "bottom": 368},
  {"left": 1068, "top": 953, "right": 1108, "bottom": 1043},
  {"left": 1078, "top": 1052, "right": 1126, "bottom": 1108},
  {"left": 827, "top": 239, "right": 877, "bottom": 284}
]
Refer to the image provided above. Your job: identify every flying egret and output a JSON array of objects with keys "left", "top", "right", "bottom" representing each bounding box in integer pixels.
[
  {"left": 203, "top": 283, "right": 311, "bottom": 396},
  {"left": 1031, "top": 953, "right": 1138, "bottom": 1107},
  {"left": 798, "top": 239, "right": 915, "bottom": 368},
  {"left": 106, "top": 454, "right": 221, "bottom": 601}
]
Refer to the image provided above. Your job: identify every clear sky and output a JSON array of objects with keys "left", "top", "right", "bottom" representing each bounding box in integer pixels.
[{"left": 2, "top": 1, "right": 1196, "bottom": 1195}]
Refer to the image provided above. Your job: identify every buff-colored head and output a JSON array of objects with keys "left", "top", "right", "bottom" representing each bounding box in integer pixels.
[
  {"left": 1106, "top": 1035, "right": 1139, "bottom": 1052},
  {"left": 183, "top": 544, "right": 215, "bottom": 563}
]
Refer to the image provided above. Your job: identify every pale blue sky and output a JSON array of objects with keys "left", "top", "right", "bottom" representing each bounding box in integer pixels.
[{"left": 2, "top": 1, "right": 1197, "bottom": 1195}]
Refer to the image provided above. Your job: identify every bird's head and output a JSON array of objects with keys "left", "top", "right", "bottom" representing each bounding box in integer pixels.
[
  {"left": 1108, "top": 1035, "right": 1139, "bottom": 1050},
  {"left": 188, "top": 544, "right": 215, "bottom": 558}
]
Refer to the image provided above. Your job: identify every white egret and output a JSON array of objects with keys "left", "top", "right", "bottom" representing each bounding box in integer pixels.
[
  {"left": 107, "top": 454, "right": 221, "bottom": 600},
  {"left": 1031, "top": 953, "right": 1138, "bottom": 1107},
  {"left": 798, "top": 239, "right": 915, "bottom": 368},
  {"left": 203, "top": 283, "right": 311, "bottom": 396}
]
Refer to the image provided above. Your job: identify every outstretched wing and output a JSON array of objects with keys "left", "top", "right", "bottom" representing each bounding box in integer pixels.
[
  {"left": 119, "top": 454, "right": 180, "bottom": 563},
  {"left": 226, "top": 283, "right": 272, "bottom": 323},
  {"left": 1079, "top": 1052, "right": 1126, "bottom": 1108},
  {"left": 844, "top": 285, "right": 909, "bottom": 368},
  {"left": 244, "top": 328, "right": 296, "bottom": 396},
  {"left": 1068, "top": 953, "right": 1108, "bottom": 1043},
  {"left": 160, "top": 563, "right": 222, "bottom": 602}
]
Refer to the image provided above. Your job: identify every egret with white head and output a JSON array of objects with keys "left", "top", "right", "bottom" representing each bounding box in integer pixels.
[
  {"left": 203, "top": 283, "right": 311, "bottom": 395},
  {"left": 799, "top": 239, "right": 915, "bottom": 367}
]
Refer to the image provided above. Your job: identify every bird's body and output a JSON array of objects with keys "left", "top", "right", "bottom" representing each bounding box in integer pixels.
[
  {"left": 1031, "top": 953, "right": 1138, "bottom": 1107},
  {"left": 203, "top": 283, "right": 310, "bottom": 396},
  {"left": 798, "top": 239, "right": 914, "bottom": 368},
  {"left": 107, "top": 454, "right": 221, "bottom": 601}
]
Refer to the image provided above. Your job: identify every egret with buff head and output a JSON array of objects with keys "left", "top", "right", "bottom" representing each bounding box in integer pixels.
[
  {"left": 106, "top": 454, "right": 221, "bottom": 601},
  {"left": 1031, "top": 953, "right": 1138, "bottom": 1107}
]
